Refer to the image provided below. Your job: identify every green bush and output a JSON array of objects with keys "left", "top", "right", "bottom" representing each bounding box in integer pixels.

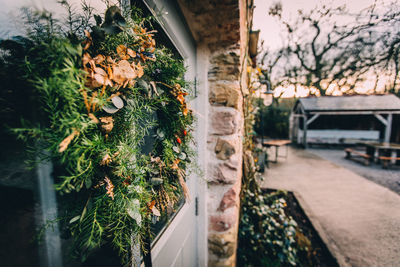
[
  {"left": 238, "top": 190, "right": 306, "bottom": 266},
  {"left": 255, "top": 99, "right": 294, "bottom": 139}
]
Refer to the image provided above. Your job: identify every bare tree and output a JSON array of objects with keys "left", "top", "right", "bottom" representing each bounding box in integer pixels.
[{"left": 264, "top": 1, "right": 400, "bottom": 96}]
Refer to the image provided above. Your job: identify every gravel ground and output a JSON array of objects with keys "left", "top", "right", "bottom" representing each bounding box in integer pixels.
[{"left": 308, "top": 148, "right": 400, "bottom": 195}]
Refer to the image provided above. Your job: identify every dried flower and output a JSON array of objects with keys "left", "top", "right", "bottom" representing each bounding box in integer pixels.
[
  {"left": 59, "top": 129, "right": 79, "bottom": 153},
  {"left": 112, "top": 60, "right": 137, "bottom": 87},
  {"left": 171, "top": 159, "right": 190, "bottom": 200},
  {"left": 99, "top": 116, "right": 114, "bottom": 133},
  {"left": 100, "top": 154, "right": 112, "bottom": 166},
  {"left": 88, "top": 113, "right": 99, "bottom": 123},
  {"left": 82, "top": 30, "right": 92, "bottom": 50},
  {"left": 104, "top": 176, "right": 115, "bottom": 200}
]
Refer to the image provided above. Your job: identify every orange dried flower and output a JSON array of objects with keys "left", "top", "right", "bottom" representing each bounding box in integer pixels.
[
  {"left": 88, "top": 113, "right": 99, "bottom": 124},
  {"left": 112, "top": 60, "right": 137, "bottom": 87},
  {"left": 99, "top": 116, "right": 114, "bottom": 133},
  {"left": 104, "top": 176, "right": 115, "bottom": 200},
  {"left": 82, "top": 30, "right": 92, "bottom": 50},
  {"left": 100, "top": 154, "right": 112, "bottom": 166},
  {"left": 59, "top": 129, "right": 79, "bottom": 153}
]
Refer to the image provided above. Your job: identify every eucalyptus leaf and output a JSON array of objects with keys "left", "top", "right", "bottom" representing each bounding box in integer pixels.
[
  {"left": 127, "top": 199, "right": 141, "bottom": 226},
  {"left": 152, "top": 206, "right": 161, "bottom": 217},
  {"left": 103, "top": 104, "right": 119, "bottom": 114},
  {"left": 137, "top": 79, "right": 149, "bottom": 91},
  {"left": 113, "top": 12, "right": 126, "bottom": 27},
  {"left": 104, "top": 6, "right": 121, "bottom": 24},
  {"left": 102, "top": 23, "right": 122, "bottom": 35},
  {"left": 111, "top": 95, "right": 124, "bottom": 109},
  {"left": 91, "top": 26, "right": 106, "bottom": 41},
  {"left": 150, "top": 178, "right": 163, "bottom": 186},
  {"left": 179, "top": 153, "right": 187, "bottom": 160},
  {"left": 69, "top": 215, "right": 80, "bottom": 224},
  {"left": 157, "top": 129, "right": 165, "bottom": 139},
  {"left": 94, "top": 14, "right": 102, "bottom": 26},
  {"left": 85, "top": 178, "right": 92, "bottom": 189},
  {"left": 172, "top": 146, "right": 180, "bottom": 153}
]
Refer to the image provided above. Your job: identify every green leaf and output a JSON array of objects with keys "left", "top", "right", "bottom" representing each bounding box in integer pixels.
[
  {"left": 150, "top": 178, "right": 163, "bottom": 185},
  {"left": 101, "top": 24, "right": 122, "bottom": 35},
  {"left": 94, "top": 14, "right": 102, "bottom": 26},
  {"left": 113, "top": 12, "right": 126, "bottom": 27},
  {"left": 137, "top": 79, "right": 149, "bottom": 92},
  {"left": 69, "top": 215, "right": 80, "bottom": 224},
  {"left": 85, "top": 178, "right": 92, "bottom": 189},
  {"left": 127, "top": 199, "right": 141, "bottom": 226}
]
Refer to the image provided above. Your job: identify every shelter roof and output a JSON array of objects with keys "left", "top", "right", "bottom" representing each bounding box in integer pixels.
[{"left": 297, "top": 94, "right": 400, "bottom": 113}]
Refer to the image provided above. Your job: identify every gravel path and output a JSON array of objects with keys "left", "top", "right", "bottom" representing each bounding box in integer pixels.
[{"left": 308, "top": 148, "right": 400, "bottom": 195}]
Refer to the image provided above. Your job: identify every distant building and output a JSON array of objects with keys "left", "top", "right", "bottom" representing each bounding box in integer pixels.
[{"left": 290, "top": 94, "right": 400, "bottom": 147}]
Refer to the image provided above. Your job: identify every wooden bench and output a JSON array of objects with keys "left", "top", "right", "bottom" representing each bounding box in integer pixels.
[
  {"left": 378, "top": 156, "right": 400, "bottom": 169},
  {"left": 344, "top": 148, "right": 371, "bottom": 166}
]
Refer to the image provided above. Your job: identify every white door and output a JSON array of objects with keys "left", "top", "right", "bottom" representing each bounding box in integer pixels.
[{"left": 141, "top": 1, "right": 204, "bottom": 267}]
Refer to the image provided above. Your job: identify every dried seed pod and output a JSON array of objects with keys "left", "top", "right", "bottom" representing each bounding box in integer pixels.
[{"left": 99, "top": 116, "right": 114, "bottom": 133}]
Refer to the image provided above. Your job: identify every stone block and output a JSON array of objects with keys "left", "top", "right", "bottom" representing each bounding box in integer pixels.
[
  {"left": 209, "top": 162, "right": 238, "bottom": 184},
  {"left": 215, "top": 138, "right": 237, "bottom": 160},
  {"left": 210, "top": 108, "right": 241, "bottom": 135},
  {"left": 208, "top": 50, "right": 241, "bottom": 81},
  {"left": 209, "top": 82, "right": 241, "bottom": 110},
  {"left": 217, "top": 186, "right": 239, "bottom": 212},
  {"left": 208, "top": 232, "right": 236, "bottom": 258},
  {"left": 209, "top": 209, "right": 238, "bottom": 232},
  {"left": 208, "top": 256, "right": 235, "bottom": 267},
  {"left": 225, "top": 151, "right": 242, "bottom": 170}
]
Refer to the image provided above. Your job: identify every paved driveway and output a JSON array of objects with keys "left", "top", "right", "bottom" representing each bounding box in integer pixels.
[
  {"left": 309, "top": 148, "right": 400, "bottom": 194},
  {"left": 261, "top": 147, "right": 400, "bottom": 267}
]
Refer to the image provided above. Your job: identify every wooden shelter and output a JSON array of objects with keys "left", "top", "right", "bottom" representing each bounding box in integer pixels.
[{"left": 290, "top": 94, "right": 400, "bottom": 147}]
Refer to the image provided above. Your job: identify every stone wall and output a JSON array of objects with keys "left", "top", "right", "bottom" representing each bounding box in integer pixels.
[
  {"left": 178, "top": 0, "right": 251, "bottom": 266},
  {"left": 206, "top": 47, "right": 244, "bottom": 266}
]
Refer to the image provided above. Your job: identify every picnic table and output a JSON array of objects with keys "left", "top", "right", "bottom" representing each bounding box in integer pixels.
[
  {"left": 262, "top": 139, "right": 291, "bottom": 163},
  {"left": 346, "top": 142, "right": 400, "bottom": 168}
]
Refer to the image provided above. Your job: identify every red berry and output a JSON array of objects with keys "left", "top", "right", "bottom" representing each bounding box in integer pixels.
[
  {"left": 176, "top": 137, "right": 182, "bottom": 144},
  {"left": 183, "top": 130, "right": 187, "bottom": 136}
]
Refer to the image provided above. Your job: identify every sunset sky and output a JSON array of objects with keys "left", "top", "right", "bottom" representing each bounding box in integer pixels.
[{"left": 253, "top": 0, "right": 388, "bottom": 98}]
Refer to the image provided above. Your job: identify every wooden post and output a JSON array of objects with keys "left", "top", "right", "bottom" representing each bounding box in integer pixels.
[
  {"left": 289, "top": 113, "right": 294, "bottom": 142},
  {"left": 303, "top": 115, "right": 308, "bottom": 148},
  {"left": 384, "top": 113, "right": 393, "bottom": 143}
]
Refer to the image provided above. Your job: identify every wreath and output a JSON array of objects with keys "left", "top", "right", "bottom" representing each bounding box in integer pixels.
[{"left": 6, "top": 4, "right": 195, "bottom": 265}]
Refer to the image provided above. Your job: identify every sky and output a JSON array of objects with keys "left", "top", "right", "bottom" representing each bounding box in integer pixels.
[
  {"left": 253, "top": 0, "right": 378, "bottom": 50},
  {"left": 0, "top": 0, "right": 110, "bottom": 38}
]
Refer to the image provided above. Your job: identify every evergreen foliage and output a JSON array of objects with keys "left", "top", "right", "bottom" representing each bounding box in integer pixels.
[
  {"left": 255, "top": 99, "right": 294, "bottom": 139},
  {"left": 1, "top": 3, "right": 195, "bottom": 265}
]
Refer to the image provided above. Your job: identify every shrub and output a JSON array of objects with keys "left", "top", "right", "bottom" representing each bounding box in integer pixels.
[{"left": 238, "top": 190, "right": 308, "bottom": 266}]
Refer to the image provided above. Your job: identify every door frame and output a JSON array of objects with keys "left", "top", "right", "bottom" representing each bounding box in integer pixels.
[{"left": 141, "top": 0, "right": 207, "bottom": 266}]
